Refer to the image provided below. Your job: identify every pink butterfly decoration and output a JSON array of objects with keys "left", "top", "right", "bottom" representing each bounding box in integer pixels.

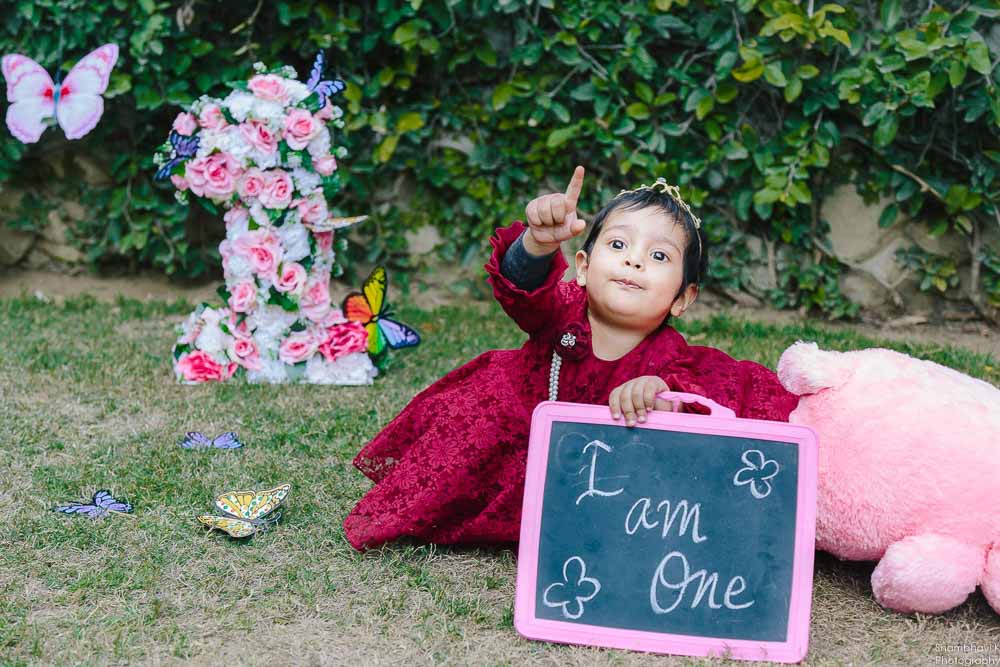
[{"left": 1, "top": 44, "right": 118, "bottom": 144}]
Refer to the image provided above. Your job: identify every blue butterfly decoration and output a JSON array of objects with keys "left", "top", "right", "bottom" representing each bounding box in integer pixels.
[
  {"left": 179, "top": 431, "right": 243, "bottom": 449},
  {"left": 306, "top": 51, "right": 345, "bottom": 109},
  {"left": 154, "top": 130, "right": 200, "bottom": 181},
  {"left": 53, "top": 490, "right": 133, "bottom": 519}
]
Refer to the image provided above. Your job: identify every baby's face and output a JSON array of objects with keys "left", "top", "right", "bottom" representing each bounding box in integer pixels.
[{"left": 575, "top": 206, "right": 695, "bottom": 330}]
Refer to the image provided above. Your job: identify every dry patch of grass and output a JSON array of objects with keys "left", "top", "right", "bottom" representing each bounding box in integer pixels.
[{"left": 1, "top": 294, "right": 998, "bottom": 665}]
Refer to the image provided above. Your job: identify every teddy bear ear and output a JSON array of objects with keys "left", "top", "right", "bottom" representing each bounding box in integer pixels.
[{"left": 777, "top": 341, "right": 848, "bottom": 396}]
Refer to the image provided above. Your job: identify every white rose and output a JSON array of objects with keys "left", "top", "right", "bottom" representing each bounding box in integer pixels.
[
  {"left": 225, "top": 127, "right": 253, "bottom": 162},
  {"left": 305, "top": 351, "right": 378, "bottom": 385},
  {"left": 307, "top": 127, "right": 331, "bottom": 158},
  {"left": 224, "top": 91, "right": 255, "bottom": 122},
  {"left": 249, "top": 201, "right": 271, "bottom": 228},
  {"left": 177, "top": 310, "right": 201, "bottom": 341},
  {"left": 285, "top": 80, "right": 310, "bottom": 103},
  {"left": 226, "top": 214, "right": 250, "bottom": 241},
  {"left": 246, "top": 358, "right": 289, "bottom": 384},
  {"left": 225, "top": 254, "right": 254, "bottom": 282},
  {"left": 252, "top": 148, "right": 279, "bottom": 170},
  {"left": 252, "top": 99, "right": 285, "bottom": 123},
  {"left": 277, "top": 222, "right": 310, "bottom": 263},
  {"left": 292, "top": 168, "right": 321, "bottom": 194},
  {"left": 194, "top": 321, "right": 231, "bottom": 356},
  {"left": 195, "top": 128, "right": 221, "bottom": 157}
]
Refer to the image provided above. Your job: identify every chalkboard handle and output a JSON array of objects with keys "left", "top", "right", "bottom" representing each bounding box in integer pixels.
[{"left": 655, "top": 391, "right": 737, "bottom": 419}]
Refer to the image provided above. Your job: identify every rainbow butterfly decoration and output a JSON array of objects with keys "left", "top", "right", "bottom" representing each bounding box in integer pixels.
[
  {"left": 197, "top": 483, "right": 290, "bottom": 538},
  {"left": 2, "top": 44, "right": 118, "bottom": 144},
  {"left": 343, "top": 266, "right": 420, "bottom": 358}
]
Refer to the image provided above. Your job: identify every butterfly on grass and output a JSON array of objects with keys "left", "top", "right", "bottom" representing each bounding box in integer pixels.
[
  {"left": 154, "top": 130, "right": 200, "bottom": 181},
  {"left": 53, "top": 489, "right": 133, "bottom": 519},
  {"left": 343, "top": 266, "right": 420, "bottom": 359},
  {"left": 179, "top": 431, "right": 243, "bottom": 449},
  {"left": 305, "top": 51, "right": 345, "bottom": 109},
  {"left": 2, "top": 44, "right": 118, "bottom": 143},
  {"left": 197, "top": 483, "right": 290, "bottom": 538}
]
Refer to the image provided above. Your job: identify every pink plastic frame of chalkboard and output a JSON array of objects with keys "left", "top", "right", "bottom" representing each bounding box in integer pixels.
[{"left": 514, "top": 392, "right": 818, "bottom": 664}]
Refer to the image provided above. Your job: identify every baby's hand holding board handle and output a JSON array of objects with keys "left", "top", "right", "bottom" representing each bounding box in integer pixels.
[{"left": 524, "top": 165, "right": 586, "bottom": 255}]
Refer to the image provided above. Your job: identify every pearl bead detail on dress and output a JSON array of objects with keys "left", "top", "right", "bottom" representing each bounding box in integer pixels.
[{"left": 548, "top": 351, "right": 562, "bottom": 401}]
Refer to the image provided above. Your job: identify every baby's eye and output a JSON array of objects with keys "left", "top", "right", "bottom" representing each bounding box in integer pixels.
[
  {"left": 651, "top": 250, "right": 669, "bottom": 262},
  {"left": 609, "top": 239, "right": 625, "bottom": 250}
]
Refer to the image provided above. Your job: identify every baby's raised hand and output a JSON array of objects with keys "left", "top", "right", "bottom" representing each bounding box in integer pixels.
[
  {"left": 609, "top": 375, "right": 677, "bottom": 427},
  {"left": 523, "top": 166, "right": 587, "bottom": 255}
]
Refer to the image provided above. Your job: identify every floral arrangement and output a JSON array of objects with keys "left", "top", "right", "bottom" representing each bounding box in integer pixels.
[{"left": 155, "top": 54, "right": 377, "bottom": 385}]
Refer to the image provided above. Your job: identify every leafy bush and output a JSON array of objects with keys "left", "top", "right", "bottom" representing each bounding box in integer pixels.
[{"left": 1, "top": 0, "right": 998, "bottom": 318}]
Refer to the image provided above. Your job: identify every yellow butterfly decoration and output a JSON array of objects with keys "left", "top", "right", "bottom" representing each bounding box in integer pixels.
[{"left": 197, "top": 483, "right": 290, "bottom": 538}]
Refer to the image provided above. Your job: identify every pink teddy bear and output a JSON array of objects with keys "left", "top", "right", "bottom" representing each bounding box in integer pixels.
[{"left": 777, "top": 341, "right": 1000, "bottom": 615}]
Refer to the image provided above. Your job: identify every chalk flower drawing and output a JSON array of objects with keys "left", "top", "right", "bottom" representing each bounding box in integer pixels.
[
  {"left": 542, "top": 556, "right": 602, "bottom": 619},
  {"left": 733, "top": 449, "right": 780, "bottom": 499}
]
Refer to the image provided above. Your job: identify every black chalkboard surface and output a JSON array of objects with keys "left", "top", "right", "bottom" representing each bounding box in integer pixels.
[{"left": 515, "top": 395, "right": 817, "bottom": 663}]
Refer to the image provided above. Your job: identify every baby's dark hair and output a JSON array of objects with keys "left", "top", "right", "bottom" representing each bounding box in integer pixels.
[{"left": 580, "top": 186, "right": 708, "bottom": 300}]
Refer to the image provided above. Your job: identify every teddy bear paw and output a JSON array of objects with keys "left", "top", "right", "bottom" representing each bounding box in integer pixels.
[{"left": 871, "top": 533, "right": 984, "bottom": 614}]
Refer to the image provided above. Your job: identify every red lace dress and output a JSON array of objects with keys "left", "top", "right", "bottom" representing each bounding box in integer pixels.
[{"left": 343, "top": 222, "right": 800, "bottom": 550}]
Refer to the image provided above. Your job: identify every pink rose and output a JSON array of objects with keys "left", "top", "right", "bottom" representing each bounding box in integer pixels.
[
  {"left": 247, "top": 74, "right": 291, "bottom": 104},
  {"left": 239, "top": 168, "right": 267, "bottom": 199},
  {"left": 300, "top": 275, "right": 331, "bottom": 322},
  {"left": 313, "top": 231, "right": 334, "bottom": 253},
  {"left": 170, "top": 174, "right": 189, "bottom": 191},
  {"left": 259, "top": 170, "right": 294, "bottom": 210},
  {"left": 198, "top": 104, "right": 226, "bottom": 130},
  {"left": 224, "top": 205, "right": 249, "bottom": 229},
  {"left": 186, "top": 152, "right": 242, "bottom": 200},
  {"left": 294, "top": 194, "right": 328, "bottom": 226},
  {"left": 239, "top": 119, "right": 278, "bottom": 156},
  {"left": 172, "top": 112, "right": 198, "bottom": 136},
  {"left": 313, "top": 155, "right": 338, "bottom": 176},
  {"left": 320, "top": 307, "right": 347, "bottom": 327},
  {"left": 316, "top": 100, "right": 335, "bottom": 121},
  {"left": 319, "top": 322, "right": 368, "bottom": 362},
  {"left": 228, "top": 281, "right": 257, "bottom": 313},
  {"left": 274, "top": 262, "right": 307, "bottom": 296},
  {"left": 233, "top": 228, "right": 283, "bottom": 281},
  {"left": 283, "top": 108, "right": 321, "bottom": 150},
  {"left": 279, "top": 330, "right": 318, "bottom": 364},
  {"left": 229, "top": 337, "right": 261, "bottom": 371},
  {"left": 227, "top": 312, "right": 251, "bottom": 338},
  {"left": 176, "top": 350, "right": 236, "bottom": 382}
]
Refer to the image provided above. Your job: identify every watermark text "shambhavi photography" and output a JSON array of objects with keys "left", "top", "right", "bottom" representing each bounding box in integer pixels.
[{"left": 932, "top": 644, "right": 1000, "bottom": 666}]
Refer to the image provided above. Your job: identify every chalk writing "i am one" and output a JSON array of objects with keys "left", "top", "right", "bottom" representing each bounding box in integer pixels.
[{"left": 577, "top": 438, "right": 756, "bottom": 615}]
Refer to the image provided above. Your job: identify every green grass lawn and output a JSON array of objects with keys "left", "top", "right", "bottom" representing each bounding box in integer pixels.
[{"left": 1, "top": 294, "right": 998, "bottom": 665}]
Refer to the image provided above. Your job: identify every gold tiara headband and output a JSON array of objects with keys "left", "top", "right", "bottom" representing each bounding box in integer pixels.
[{"left": 618, "top": 177, "right": 702, "bottom": 229}]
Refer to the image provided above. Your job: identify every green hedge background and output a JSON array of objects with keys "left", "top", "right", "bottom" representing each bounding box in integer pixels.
[{"left": 1, "top": 0, "right": 999, "bottom": 319}]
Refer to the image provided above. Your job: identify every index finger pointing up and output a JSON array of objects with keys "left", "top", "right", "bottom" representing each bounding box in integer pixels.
[{"left": 564, "top": 165, "right": 585, "bottom": 211}]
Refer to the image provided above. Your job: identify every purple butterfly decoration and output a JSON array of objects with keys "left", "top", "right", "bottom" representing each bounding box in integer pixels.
[
  {"left": 53, "top": 489, "right": 133, "bottom": 518},
  {"left": 179, "top": 431, "right": 243, "bottom": 449},
  {"left": 154, "top": 130, "right": 200, "bottom": 181},
  {"left": 306, "top": 51, "right": 345, "bottom": 108}
]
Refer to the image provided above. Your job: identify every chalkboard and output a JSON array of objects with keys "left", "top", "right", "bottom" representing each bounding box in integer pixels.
[{"left": 515, "top": 392, "right": 817, "bottom": 663}]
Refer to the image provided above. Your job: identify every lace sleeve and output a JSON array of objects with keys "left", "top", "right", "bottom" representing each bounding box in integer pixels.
[{"left": 485, "top": 221, "right": 571, "bottom": 338}]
